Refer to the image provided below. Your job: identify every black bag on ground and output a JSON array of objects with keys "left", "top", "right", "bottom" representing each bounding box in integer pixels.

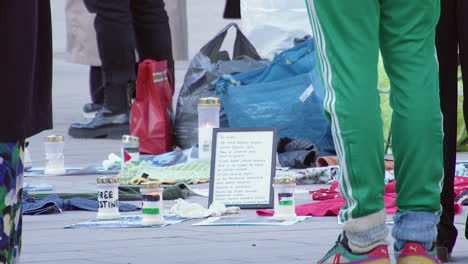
[{"left": 174, "top": 23, "right": 267, "bottom": 148}]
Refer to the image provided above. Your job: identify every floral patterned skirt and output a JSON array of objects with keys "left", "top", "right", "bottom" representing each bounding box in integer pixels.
[{"left": 0, "top": 142, "right": 23, "bottom": 263}]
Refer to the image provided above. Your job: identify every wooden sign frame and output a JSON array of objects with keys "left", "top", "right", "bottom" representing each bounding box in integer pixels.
[{"left": 208, "top": 127, "right": 277, "bottom": 209}]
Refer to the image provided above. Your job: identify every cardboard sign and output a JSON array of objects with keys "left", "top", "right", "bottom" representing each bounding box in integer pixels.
[{"left": 209, "top": 128, "right": 277, "bottom": 209}]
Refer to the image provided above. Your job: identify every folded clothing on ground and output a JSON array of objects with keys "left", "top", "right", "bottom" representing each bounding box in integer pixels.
[
  {"left": 275, "top": 166, "right": 339, "bottom": 184},
  {"left": 26, "top": 183, "right": 196, "bottom": 204},
  {"left": 22, "top": 191, "right": 140, "bottom": 215},
  {"left": 119, "top": 161, "right": 210, "bottom": 185}
]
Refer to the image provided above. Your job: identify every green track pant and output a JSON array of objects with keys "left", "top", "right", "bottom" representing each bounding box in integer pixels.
[{"left": 306, "top": 0, "right": 444, "bottom": 224}]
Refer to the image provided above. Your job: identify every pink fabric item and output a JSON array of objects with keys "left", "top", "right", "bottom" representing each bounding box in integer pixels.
[
  {"left": 455, "top": 202, "right": 463, "bottom": 215},
  {"left": 256, "top": 198, "right": 344, "bottom": 217},
  {"left": 454, "top": 175, "right": 468, "bottom": 197}
]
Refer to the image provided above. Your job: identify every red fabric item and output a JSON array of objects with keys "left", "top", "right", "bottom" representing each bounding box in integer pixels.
[
  {"left": 130, "top": 59, "right": 174, "bottom": 154},
  {"left": 309, "top": 181, "right": 340, "bottom": 200},
  {"left": 257, "top": 178, "right": 467, "bottom": 217}
]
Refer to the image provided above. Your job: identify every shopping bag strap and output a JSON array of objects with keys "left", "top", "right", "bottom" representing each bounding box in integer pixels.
[
  {"left": 136, "top": 59, "right": 173, "bottom": 104},
  {"left": 152, "top": 60, "right": 174, "bottom": 107}
]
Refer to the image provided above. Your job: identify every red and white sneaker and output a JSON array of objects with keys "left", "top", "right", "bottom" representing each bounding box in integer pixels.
[{"left": 396, "top": 242, "right": 441, "bottom": 264}]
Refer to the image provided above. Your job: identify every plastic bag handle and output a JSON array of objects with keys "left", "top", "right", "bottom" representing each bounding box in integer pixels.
[
  {"left": 200, "top": 22, "right": 261, "bottom": 61},
  {"left": 232, "top": 25, "right": 261, "bottom": 60}
]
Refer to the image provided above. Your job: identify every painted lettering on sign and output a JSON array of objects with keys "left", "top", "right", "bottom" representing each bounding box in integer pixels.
[{"left": 98, "top": 190, "right": 119, "bottom": 208}]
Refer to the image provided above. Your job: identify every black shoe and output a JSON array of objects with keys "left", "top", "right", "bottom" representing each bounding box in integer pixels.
[
  {"left": 436, "top": 246, "right": 451, "bottom": 263},
  {"left": 69, "top": 82, "right": 130, "bottom": 139},
  {"left": 82, "top": 103, "right": 103, "bottom": 119},
  {"left": 68, "top": 107, "right": 129, "bottom": 139}
]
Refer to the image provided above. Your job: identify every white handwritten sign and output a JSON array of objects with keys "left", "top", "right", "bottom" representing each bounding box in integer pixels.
[{"left": 209, "top": 128, "right": 277, "bottom": 209}]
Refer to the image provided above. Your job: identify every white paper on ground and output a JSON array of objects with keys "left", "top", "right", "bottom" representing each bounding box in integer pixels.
[
  {"left": 192, "top": 215, "right": 311, "bottom": 226},
  {"left": 64, "top": 215, "right": 187, "bottom": 229}
]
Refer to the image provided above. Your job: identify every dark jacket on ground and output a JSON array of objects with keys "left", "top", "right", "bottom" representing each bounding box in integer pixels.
[{"left": 0, "top": 1, "right": 53, "bottom": 141}]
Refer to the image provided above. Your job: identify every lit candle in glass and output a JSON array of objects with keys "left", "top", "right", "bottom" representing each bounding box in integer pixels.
[{"left": 197, "top": 97, "right": 220, "bottom": 162}]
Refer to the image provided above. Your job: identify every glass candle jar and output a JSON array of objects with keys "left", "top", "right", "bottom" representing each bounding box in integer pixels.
[
  {"left": 96, "top": 176, "right": 120, "bottom": 220},
  {"left": 44, "top": 135, "right": 66, "bottom": 175},
  {"left": 121, "top": 135, "right": 140, "bottom": 169},
  {"left": 272, "top": 177, "right": 297, "bottom": 221},
  {"left": 197, "top": 97, "right": 220, "bottom": 163},
  {"left": 140, "top": 181, "right": 165, "bottom": 225}
]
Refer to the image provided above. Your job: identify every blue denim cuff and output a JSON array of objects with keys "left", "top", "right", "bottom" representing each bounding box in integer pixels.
[{"left": 392, "top": 211, "right": 438, "bottom": 250}]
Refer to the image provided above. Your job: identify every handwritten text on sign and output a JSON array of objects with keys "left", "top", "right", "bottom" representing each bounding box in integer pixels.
[{"left": 212, "top": 131, "right": 274, "bottom": 205}]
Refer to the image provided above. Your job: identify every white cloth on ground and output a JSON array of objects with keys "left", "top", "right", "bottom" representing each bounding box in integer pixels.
[{"left": 169, "top": 199, "right": 240, "bottom": 219}]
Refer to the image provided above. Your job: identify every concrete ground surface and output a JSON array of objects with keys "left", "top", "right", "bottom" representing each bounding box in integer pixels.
[{"left": 19, "top": 1, "right": 468, "bottom": 263}]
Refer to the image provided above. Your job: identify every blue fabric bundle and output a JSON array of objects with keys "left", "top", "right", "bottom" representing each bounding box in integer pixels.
[{"left": 216, "top": 38, "right": 335, "bottom": 155}]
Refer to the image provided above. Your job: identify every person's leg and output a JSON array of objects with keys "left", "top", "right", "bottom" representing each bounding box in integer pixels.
[
  {"left": 307, "top": 0, "right": 390, "bottom": 261},
  {"left": 0, "top": 141, "right": 24, "bottom": 263},
  {"left": 93, "top": 0, "right": 136, "bottom": 84},
  {"left": 223, "top": 0, "right": 241, "bottom": 19},
  {"left": 458, "top": 0, "right": 468, "bottom": 130},
  {"left": 69, "top": 0, "right": 133, "bottom": 138},
  {"left": 435, "top": 0, "right": 459, "bottom": 260},
  {"left": 131, "top": 0, "right": 174, "bottom": 83},
  {"left": 89, "top": 66, "right": 103, "bottom": 104},
  {"left": 379, "top": 0, "right": 443, "bottom": 257},
  {"left": 457, "top": 0, "right": 468, "bottom": 244},
  {"left": 82, "top": 66, "right": 105, "bottom": 118}
]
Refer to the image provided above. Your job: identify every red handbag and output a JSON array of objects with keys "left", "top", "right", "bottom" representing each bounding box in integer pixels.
[{"left": 130, "top": 59, "right": 173, "bottom": 154}]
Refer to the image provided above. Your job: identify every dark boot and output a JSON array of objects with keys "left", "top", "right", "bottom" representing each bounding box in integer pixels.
[
  {"left": 82, "top": 102, "right": 103, "bottom": 119},
  {"left": 68, "top": 83, "right": 130, "bottom": 139}
]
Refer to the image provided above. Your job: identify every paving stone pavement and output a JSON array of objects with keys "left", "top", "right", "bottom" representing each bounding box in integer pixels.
[{"left": 19, "top": 1, "right": 468, "bottom": 263}]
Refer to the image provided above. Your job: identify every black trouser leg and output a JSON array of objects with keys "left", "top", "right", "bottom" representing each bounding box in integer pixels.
[
  {"left": 91, "top": 0, "right": 137, "bottom": 84},
  {"left": 131, "top": 0, "right": 174, "bottom": 82},
  {"left": 89, "top": 66, "right": 103, "bottom": 104},
  {"left": 458, "top": 0, "right": 468, "bottom": 128},
  {"left": 457, "top": 0, "right": 468, "bottom": 243},
  {"left": 223, "top": 0, "right": 241, "bottom": 19},
  {"left": 436, "top": 0, "right": 459, "bottom": 253}
]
